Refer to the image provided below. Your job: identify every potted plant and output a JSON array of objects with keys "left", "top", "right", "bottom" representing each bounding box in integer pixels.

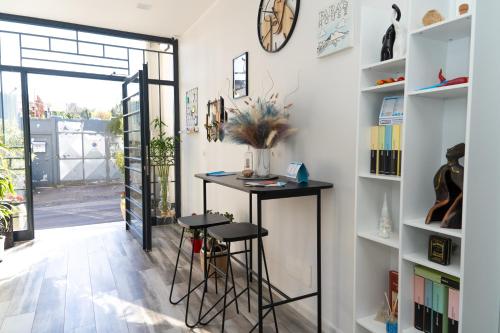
[
  {"left": 150, "top": 118, "right": 177, "bottom": 217},
  {"left": 114, "top": 151, "right": 126, "bottom": 220},
  {"left": 199, "top": 210, "right": 234, "bottom": 277},
  {"left": 0, "top": 143, "right": 15, "bottom": 262},
  {"left": 225, "top": 94, "right": 296, "bottom": 177}
]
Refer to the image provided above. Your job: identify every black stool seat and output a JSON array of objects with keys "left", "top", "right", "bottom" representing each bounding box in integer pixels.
[
  {"left": 178, "top": 214, "right": 230, "bottom": 229},
  {"left": 208, "top": 223, "right": 268, "bottom": 242}
]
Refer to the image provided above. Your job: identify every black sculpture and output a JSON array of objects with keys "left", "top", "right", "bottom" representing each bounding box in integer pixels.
[
  {"left": 425, "top": 143, "right": 465, "bottom": 229},
  {"left": 380, "top": 4, "right": 401, "bottom": 62}
]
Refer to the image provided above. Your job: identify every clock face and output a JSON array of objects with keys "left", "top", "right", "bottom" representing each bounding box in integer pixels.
[{"left": 258, "top": 0, "right": 300, "bottom": 53}]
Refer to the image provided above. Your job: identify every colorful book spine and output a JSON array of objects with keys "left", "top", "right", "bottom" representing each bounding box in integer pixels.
[
  {"left": 424, "top": 279, "right": 433, "bottom": 333},
  {"left": 378, "top": 125, "right": 386, "bottom": 174},
  {"left": 432, "top": 282, "right": 449, "bottom": 333},
  {"left": 414, "top": 265, "right": 460, "bottom": 290},
  {"left": 384, "top": 125, "right": 392, "bottom": 175},
  {"left": 414, "top": 275, "right": 425, "bottom": 331},
  {"left": 392, "top": 124, "right": 401, "bottom": 176},
  {"left": 448, "top": 288, "right": 460, "bottom": 333},
  {"left": 370, "top": 126, "right": 378, "bottom": 174},
  {"left": 389, "top": 270, "right": 399, "bottom": 316}
]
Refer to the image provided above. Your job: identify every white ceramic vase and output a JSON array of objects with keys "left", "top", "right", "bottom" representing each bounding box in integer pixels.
[
  {"left": 255, "top": 148, "right": 271, "bottom": 177},
  {"left": 378, "top": 193, "right": 393, "bottom": 239}
]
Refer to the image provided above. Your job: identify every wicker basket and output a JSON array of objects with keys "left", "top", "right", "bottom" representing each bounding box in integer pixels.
[{"left": 200, "top": 243, "right": 228, "bottom": 278}]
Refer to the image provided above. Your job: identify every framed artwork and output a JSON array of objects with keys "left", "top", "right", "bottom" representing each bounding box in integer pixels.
[
  {"left": 185, "top": 87, "right": 198, "bottom": 134},
  {"left": 316, "top": 0, "right": 353, "bottom": 57},
  {"left": 233, "top": 52, "right": 248, "bottom": 99},
  {"left": 258, "top": 0, "right": 300, "bottom": 53}
]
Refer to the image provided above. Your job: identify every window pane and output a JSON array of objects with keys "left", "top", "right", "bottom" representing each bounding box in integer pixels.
[
  {"left": 0, "top": 32, "right": 20, "bottom": 66},
  {"left": 21, "top": 35, "right": 49, "bottom": 50}
]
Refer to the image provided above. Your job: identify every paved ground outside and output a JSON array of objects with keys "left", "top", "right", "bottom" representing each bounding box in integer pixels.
[{"left": 33, "top": 183, "right": 124, "bottom": 229}]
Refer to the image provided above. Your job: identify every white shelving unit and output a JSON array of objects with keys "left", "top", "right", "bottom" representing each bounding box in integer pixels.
[{"left": 353, "top": 1, "right": 499, "bottom": 332}]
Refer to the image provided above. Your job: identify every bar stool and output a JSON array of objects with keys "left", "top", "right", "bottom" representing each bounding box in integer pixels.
[
  {"left": 198, "top": 222, "right": 278, "bottom": 333},
  {"left": 169, "top": 214, "right": 230, "bottom": 328}
]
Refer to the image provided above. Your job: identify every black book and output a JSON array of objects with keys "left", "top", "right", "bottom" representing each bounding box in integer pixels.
[{"left": 370, "top": 150, "right": 377, "bottom": 174}]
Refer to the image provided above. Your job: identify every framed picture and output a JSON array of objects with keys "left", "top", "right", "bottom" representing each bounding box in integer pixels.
[
  {"left": 317, "top": 0, "right": 353, "bottom": 57},
  {"left": 185, "top": 87, "right": 198, "bottom": 134},
  {"left": 233, "top": 52, "right": 248, "bottom": 99}
]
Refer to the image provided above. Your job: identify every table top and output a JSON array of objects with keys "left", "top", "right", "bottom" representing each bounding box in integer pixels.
[{"left": 195, "top": 173, "right": 333, "bottom": 198}]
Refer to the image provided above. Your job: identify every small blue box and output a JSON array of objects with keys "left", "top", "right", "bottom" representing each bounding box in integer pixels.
[{"left": 285, "top": 162, "right": 309, "bottom": 183}]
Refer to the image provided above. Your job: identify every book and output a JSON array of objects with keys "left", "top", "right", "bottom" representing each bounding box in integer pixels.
[
  {"left": 432, "top": 282, "right": 449, "bottom": 333},
  {"left": 392, "top": 124, "right": 401, "bottom": 176},
  {"left": 448, "top": 288, "right": 459, "bottom": 333},
  {"left": 378, "top": 126, "right": 386, "bottom": 174},
  {"left": 424, "top": 279, "right": 433, "bottom": 333},
  {"left": 414, "top": 265, "right": 460, "bottom": 290},
  {"left": 414, "top": 275, "right": 425, "bottom": 330},
  {"left": 389, "top": 270, "right": 399, "bottom": 316},
  {"left": 244, "top": 180, "right": 287, "bottom": 187},
  {"left": 384, "top": 125, "right": 392, "bottom": 175},
  {"left": 370, "top": 126, "right": 378, "bottom": 174}
]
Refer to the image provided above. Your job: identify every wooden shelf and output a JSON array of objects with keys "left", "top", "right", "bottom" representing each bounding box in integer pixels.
[
  {"left": 357, "top": 315, "right": 386, "bottom": 333},
  {"left": 361, "top": 57, "right": 406, "bottom": 73},
  {"left": 404, "top": 218, "right": 463, "bottom": 239},
  {"left": 403, "top": 252, "right": 461, "bottom": 278},
  {"left": 359, "top": 173, "right": 401, "bottom": 182},
  {"left": 411, "top": 14, "right": 472, "bottom": 41},
  {"left": 358, "top": 230, "right": 399, "bottom": 249},
  {"left": 361, "top": 81, "right": 405, "bottom": 93},
  {"left": 408, "top": 83, "right": 469, "bottom": 98}
]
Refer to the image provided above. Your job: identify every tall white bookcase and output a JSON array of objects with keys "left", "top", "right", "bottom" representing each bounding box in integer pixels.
[{"left": 354, "top": 0, "right": 500, "bottom": 332}]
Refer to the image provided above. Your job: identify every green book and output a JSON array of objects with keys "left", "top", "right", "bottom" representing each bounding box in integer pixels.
[
  {"left": 414, "top": 265, "right": 460, "bottom": 290},
  {"left": 432, "top": 282, "right": 448, "bottom": 333}
]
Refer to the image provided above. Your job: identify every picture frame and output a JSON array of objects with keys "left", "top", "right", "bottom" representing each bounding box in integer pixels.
[
  {"left": 316, "top": 0, "right": 354, "bottom": 57},
  {"left": 233, "top": 52, "right": 248, "bottom": 99}
]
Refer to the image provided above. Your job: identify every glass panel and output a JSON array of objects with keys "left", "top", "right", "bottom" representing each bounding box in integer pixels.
[
  {"left": 22, "top": 49, "right": 128, "bottom": 69},
  {"left": 0, "top": 32, "right": 21, "bottom": 66},
  {"left": 50, "top": 39, "right": 77, "bottom": 53},
  {"left": 0, "top": 21, "right": 76, "bottom": 39},
  {"left": 78, "top": 42, "right": 103, "bottom": 57},
  {"left": 159, "top": 53, "right": 174, "bottom": 81},
  {"left": 21, "top": 35, "right": 49, "bottom": 50},
  {"left": 22, "top": 59, "right": 128, "bottom": 76},
  {"left": 78, "top": 32, "right": 147, "bottom": 50},
  {"left": 0, "top": 71, "right": 29, "bottom": 232},
  {"left": 145, "top": 51, "right": 159, "bottom": 80},
  {"left": 128, "top": 49, "right": 144, "bottom": 75},
  {"left": 104, "top": 45, "right": 128, "bottom": 60}
]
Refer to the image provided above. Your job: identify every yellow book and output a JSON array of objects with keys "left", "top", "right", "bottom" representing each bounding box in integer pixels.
[
  {"left": 370, "top": 126, "right": 378, "bottom": 174},
  {"left": 392, "top": 125, "right": 402, "bottom": 176}
]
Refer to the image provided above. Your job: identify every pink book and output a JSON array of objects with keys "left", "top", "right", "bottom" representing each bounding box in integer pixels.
[
  {"left": 414, "top": 275, "right": 425, "bottom": 330},
  {"left": 448, "top": 288, "right": 460, "bottom": 333}
]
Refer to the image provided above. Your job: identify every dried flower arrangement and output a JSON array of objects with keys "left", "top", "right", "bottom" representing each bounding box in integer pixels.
[{"left": 224, "top": 94, "right": 296, "bottom": 149}]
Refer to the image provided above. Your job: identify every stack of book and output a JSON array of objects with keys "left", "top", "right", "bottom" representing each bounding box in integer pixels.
[
  {"left": 370, "top": 125, "right": 402, "bottom": 176},
  {"left": 414, "top": 265, "right": 460, "bottom": 333}
]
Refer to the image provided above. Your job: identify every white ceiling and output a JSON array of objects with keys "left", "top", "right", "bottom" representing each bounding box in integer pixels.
[{"left": 0, "top": 0, "right": 217, "bottom": 38}]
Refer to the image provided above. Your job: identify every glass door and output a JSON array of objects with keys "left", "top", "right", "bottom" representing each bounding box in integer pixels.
[
  {"left": 122, "top": 64, "right": 151, "bottom": 251},
  {"left": 0, "top": 70, "right": 34, "bottom": 241}
]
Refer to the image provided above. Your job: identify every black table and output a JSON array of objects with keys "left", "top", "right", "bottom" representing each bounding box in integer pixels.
[{"left": 195, "top": 173, "right": 333, "bottom": 332}]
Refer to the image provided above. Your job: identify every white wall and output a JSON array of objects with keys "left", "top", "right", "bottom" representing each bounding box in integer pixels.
[{"left": 179, "top": 1, "right": 360, "bottom": 331}]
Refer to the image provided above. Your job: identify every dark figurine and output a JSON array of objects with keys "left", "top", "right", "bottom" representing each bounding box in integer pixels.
[
  {"left": 380, "top": 4, "right": 401, "bottom": 62},
  {"left": 425, "top": 143, "right": 465, "bottom": 229}
]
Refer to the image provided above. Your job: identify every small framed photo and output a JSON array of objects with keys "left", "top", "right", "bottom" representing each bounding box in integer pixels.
[{"left": 233, "top": 52, "right": 248, "bottom": 99}]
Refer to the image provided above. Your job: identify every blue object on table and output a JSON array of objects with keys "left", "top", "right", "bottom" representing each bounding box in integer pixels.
[
  {"left": 386, "top": 320, "right": 397, "bottom": 333},
  {"left": 206, "top": 171, "right": 237, "bottom": 177},
  {"left": 285, "top": 162, "right": 309, "bottom": 183}
]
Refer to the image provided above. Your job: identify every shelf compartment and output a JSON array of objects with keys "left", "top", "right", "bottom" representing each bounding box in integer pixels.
[
  {"left": 404, "top": 218, "right": 462, "bottom": 239},
  {"left": 403, "top": 252, "right": 460, "bottom": 278},
  {"left": 402, "top": 328, "right": 421, "bottom": 333},
  {"left": 408, "top": 83, "right": 469, "bottom": 98},
  {"left": 359, "top": 173, "right": 401, "bottom": 182},
  {"left": 411, "top": 14, "right": 472, "bottom": 41},
  {"left": 362, "top": 81, "right": 405, "bottom": 94},
  {"left": 357, "top": 314, "right": 387, "bottom": 333},
  {"left": 362, "top": 57, "right": 406, "bottom": 73},
  {"left": 358, "top": 230, "right": 399, "bottom": 249}
]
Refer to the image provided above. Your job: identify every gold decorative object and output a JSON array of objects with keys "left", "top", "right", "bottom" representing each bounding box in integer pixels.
[
  {"left": 459, "top": 3, "right": 469, "bottom": 15},
  {"left": 422, "top": 10, "right": 444, "bottom": 26}
]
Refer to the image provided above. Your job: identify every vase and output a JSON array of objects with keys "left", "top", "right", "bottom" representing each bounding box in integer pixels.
[{"left": 255, "top": 148, "right": 271, "bottom": 177}]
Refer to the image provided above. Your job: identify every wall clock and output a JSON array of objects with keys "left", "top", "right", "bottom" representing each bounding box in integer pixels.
[{"left": 258, "top": 0, "right": 300, "bottom": 53}]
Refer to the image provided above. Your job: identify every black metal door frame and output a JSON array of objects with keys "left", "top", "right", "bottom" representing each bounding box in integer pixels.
[{"left": 122, "top": 64, "right": 152, "bottom": 251}]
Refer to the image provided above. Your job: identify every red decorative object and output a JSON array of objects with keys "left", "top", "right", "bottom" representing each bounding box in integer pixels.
[
  {"left": 191, "top": 238, "right": 203, "bottom": 253},
  {"left": 438, "top": 69, "right": 468, "bottom": 86}
]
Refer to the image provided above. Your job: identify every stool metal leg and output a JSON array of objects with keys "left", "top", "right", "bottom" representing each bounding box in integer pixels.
[
  {"left": 169, "top": 227, "right": 185, "bottom": 305},
  {"left": 229, "top": 251, "right": 240, "bottom": 314},
  {"left": 221, "top": 242, "right": 231, "bottom": 333},
  {"left": 184, "top": 236, "right": 198, "bottom": 328},
  {"left": 244, "top": 240, "right": 251, "bottom": 313},
  {"left": 262, "top": 243, "right": 279, "bottom": 332}
]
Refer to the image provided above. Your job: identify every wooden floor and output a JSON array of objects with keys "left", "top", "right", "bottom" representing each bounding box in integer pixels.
[{"left": 0, "top": 222, "right": 316, "bottom": 333}]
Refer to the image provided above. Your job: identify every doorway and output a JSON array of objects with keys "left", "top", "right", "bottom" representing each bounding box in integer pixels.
[{"left": 27, "top": 74, "right": 124, "bottom": 230}]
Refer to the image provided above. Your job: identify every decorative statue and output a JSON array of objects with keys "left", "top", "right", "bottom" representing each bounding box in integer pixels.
[
  {"left": 378, "top": 193, "right": 393, "bottom": 239},
  {"left": 380, "top": 4, "right": 402, "bottom": 61},
  {"left": 425, "top": 143, "right": 465, "bottom": 229}
]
